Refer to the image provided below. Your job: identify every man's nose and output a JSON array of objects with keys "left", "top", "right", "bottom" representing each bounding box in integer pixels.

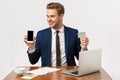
[
  {"left": 47, "top": 17, "right": 52, "bottom": 22},
  {"left": 47, "top": 17, "right": 51, "bottom": 21}
]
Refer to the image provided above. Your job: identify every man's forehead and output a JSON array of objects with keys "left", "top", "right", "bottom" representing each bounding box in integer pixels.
[
  {"left": 46, "top": 9, "right": 58, "bottom": 15},
  {"left": 47, "top": 9, "right": 58, "bottom": 13}
]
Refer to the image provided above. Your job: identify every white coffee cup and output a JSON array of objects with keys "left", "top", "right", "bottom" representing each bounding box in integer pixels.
[{"left": 14, "top": 67, "right": 26, "bottom": 75}]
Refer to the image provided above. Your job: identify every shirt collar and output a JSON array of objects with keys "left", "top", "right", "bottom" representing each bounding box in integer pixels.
[{"left": 51, "top": 26, "right": 64, "bottom": 34}]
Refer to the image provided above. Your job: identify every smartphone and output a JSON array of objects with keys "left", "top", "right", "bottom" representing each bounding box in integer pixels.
[{"left": 27, "top": 30, "right": 34, "bottom": 43}]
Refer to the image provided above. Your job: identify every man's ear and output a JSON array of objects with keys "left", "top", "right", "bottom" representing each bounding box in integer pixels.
[{"left": 60, "top": 14, "right": 64, "bottom": 20}]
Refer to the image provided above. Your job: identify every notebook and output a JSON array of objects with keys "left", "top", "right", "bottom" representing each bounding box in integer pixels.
[{"left": 62, "top": 48, "right": 102, "bottom": 76}]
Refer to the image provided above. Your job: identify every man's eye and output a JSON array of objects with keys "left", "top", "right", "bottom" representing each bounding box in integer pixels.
[
  {"left": 46, "top": 15, "right": 49, "bottom": 18},
  {"left": 51, "top": 15, "right": 55, "bottom": 17}
]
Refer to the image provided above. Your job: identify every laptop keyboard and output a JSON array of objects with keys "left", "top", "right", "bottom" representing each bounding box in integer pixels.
[{"left": 71, "top": 71, "right": 78, "bottom": 75}]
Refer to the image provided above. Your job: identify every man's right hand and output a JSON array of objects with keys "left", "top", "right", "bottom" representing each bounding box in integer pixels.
[{"left": 24, "top": 35, "right": 36, "bottom": 51}]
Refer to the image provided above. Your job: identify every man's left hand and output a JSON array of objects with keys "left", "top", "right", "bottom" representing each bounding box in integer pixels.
[{"left": 80, "top": 37, "right": 89, "bottom": 51}]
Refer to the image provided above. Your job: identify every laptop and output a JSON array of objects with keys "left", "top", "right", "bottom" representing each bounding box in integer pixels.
[{"left": 62, "top": 48, "right": 102, "bottom": 76}]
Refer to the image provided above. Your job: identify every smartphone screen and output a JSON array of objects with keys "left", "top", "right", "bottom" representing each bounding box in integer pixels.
[{"left": 27, "top": 30, "right": 34, "bottom": 43}]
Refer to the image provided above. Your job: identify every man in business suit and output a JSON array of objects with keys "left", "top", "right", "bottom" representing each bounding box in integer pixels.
[{"left": 24, "top": 2, "right": 89, "bottom": 66}]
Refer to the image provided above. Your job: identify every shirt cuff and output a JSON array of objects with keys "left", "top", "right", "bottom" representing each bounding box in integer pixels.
[{"left": 28, "top": 48, "right": 35, "bottom": 53}]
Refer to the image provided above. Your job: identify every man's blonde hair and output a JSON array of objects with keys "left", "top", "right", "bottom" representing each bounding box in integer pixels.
[{"left": 47, "top": 2, "right": 65, "bottom": 15}]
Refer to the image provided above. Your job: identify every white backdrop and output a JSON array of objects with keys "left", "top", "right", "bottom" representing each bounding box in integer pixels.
[{"left": 0, "top": 0, "right": 120, "bottom": 80}]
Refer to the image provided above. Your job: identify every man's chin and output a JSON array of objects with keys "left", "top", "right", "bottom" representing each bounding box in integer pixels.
[{"left": 49, "top": 25, "right": 54, "bottom": 28}]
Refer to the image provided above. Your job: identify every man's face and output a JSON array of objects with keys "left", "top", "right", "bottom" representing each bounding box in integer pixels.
[{"left": 46, "top": 9, "right": 63, "bottom": 29}]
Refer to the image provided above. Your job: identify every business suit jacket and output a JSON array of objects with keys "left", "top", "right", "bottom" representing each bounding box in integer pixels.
[{"left": 28, "top": 26, "right": 81, "bottom": 66}]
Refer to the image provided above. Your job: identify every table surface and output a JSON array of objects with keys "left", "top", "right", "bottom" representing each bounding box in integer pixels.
[{"left": 3, "top": 66, "right": 112, "bottom": 80}]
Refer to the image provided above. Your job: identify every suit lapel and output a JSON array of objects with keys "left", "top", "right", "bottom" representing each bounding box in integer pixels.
[
  {"left": 47, "top": 28, "right": 52, "bottom": 66},
  {"left": 64, "top": 27, "right": 69, "bottom": 59}
]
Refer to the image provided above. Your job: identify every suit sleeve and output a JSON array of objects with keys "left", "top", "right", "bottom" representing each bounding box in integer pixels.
[
  {"left": 74, "top": 30, "right": 81, "bottom": 60},
  {"left": 27, "top": 32, "right": 41, "bottom": 64}
]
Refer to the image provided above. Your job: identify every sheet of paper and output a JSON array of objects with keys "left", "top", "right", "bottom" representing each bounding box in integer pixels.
[
  {"left": 21, "top": 67, "right": 60, "bottom": 79},
  {"left": 28, "top": 67, "right": 60, "bottom": 75},
  {"left": 21, "top": 73, "right": 38, "bottom": 79}
]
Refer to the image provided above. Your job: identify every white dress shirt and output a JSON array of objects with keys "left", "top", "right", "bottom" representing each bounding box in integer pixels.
[{"left": 51, "top": 26, "right": 67, "bottom": 66}]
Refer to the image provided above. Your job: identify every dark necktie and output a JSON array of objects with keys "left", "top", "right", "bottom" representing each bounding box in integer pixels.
[{"left": 56, "top": 31, "right": 61, "bottom": 66}]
